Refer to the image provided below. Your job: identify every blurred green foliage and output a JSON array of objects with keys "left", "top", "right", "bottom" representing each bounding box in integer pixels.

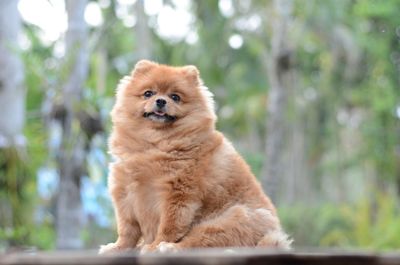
[
  {"left": 0, "top": 147, "right": 33, "bottom": 248},
  {"left": 280, "top": 192, "right": 400, "bottom": 250}
]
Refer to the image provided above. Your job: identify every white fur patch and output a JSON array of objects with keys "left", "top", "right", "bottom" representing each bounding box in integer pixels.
[
  {"left": 255, "top": 208, "right": 274, "bottom": 219},
  {"left": 116, "top": 76, "right": 132, "bottom": 93},
  {"left": 199, "top": 83, "right": 217, "bottom": 119},
  {"left": 266, "top": 230, "right": 293, "bottom": 250}
]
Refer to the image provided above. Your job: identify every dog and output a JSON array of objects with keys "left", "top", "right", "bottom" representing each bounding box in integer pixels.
[{"left": 99, "top": 60, "right": 291, "bottom": 254}]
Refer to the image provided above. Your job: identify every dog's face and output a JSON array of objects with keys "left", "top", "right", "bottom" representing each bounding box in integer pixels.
[
  {"left": 114, "top": 60, "right": 215, "bottom": 129},
  {"left": 142, "top": 89, "right": 179, "bottom": 123}
]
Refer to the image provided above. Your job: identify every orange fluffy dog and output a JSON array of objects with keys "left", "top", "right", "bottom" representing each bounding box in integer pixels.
[{"left": 99, "top": 60, "right": 291, "bottom": 254}]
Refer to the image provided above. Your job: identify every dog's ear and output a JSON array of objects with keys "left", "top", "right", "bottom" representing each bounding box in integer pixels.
[
  {"left": 131, "top": 60, "right": 157, "bottom": 77},
  {"left": 182, "top": 65, "right": 200, "bottom": 85}
]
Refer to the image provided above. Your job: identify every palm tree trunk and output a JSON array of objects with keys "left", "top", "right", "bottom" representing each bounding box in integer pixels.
[
  {"left": 55, "top": 0, "right": 88, "bottom": 249},
  {"left": 135, "top": 0, "right": 152, "bottom": 59},
  {"left": 0, "top": 0, "right": 25, "bottom": 147},
  {"left": 261, "top": 0, "right": 295, "bottom": 204},
  {"left": 0, "top": 0, "right": 26, "bottom": 231}
]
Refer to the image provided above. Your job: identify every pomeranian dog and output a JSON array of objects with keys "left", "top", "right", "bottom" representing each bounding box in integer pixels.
[{"left": 99, "top": 60, "right": 291, "bottom": 254}]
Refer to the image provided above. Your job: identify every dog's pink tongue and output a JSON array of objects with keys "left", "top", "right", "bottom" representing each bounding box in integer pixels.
[{"left": 155, "top": 111, "right": 165, "bottom": 116}]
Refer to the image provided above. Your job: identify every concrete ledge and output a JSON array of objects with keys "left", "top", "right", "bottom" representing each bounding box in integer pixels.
[{"left": 1, "top": 249, "right": 400, "bottom": 265}]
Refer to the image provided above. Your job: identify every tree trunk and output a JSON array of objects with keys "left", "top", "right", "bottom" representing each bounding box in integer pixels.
[
  {"left": 134, "top": 0, "right": 152, "bottom": 60},
  {"left": 0, "top": 0, "right": 25, "bottom": 147},
  {"left": 0, "top": 0, "right": 26, "bottom": 232},
  {"left": 55, "top": 0, "right": 88, "bottom": 250},
  {"left": 261, "top": 0, "right": 295, "bottom": 204}
]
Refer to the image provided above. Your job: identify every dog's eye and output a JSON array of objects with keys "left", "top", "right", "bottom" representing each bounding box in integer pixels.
[
  {"left": 144, "top": 90, "right": 154, "bottom": 98},
  {"left": 170, "top": 94, "right": 180, "bottom": 102}
]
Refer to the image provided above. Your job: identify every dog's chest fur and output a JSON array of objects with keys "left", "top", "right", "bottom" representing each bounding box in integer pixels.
[
  {"left": 119, "top": 150, "right": 197, "bottom": 244},
  {"left": 130, "top": 180, "right": 163, "bottom": 243}
]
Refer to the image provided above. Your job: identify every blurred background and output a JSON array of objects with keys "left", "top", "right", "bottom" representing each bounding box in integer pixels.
[{"left": 0, "top": 0, "right": 399, "bottom": 252}]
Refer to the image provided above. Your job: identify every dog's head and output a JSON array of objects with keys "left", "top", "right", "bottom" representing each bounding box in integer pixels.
[{"left": 113, "top": 60, "right": 216, "bottom": 130}]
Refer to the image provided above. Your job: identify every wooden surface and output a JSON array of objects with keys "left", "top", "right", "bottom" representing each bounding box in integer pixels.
[{"left": 1, "top": 249, "right": 400, "bottom": 265}]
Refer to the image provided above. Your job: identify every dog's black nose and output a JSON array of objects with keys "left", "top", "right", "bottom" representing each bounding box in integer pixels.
[{"left": 156, "top": 98, "right": 167, "bottom": 108}]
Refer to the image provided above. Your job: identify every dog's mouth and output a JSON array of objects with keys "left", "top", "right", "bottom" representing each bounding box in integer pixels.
[{"left": 143, "top": 111, "right": 177, "bottom": 123}]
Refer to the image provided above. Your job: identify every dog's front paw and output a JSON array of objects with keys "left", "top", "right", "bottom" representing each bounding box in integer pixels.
[
  {"left": 140, "top": 242, "right": 180, "bottom": 254},
  {"left": 99, "top": 242, "right": 119, "bottom": 254},
  {"left": 99, "top": 242, "right": 133, "bottom": 255},
  {"left": 157, "top": 242, "right": 179, "bottom": 253},
  {"left": 140, "top": 243, "right": 157, "bottom": 254}
]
